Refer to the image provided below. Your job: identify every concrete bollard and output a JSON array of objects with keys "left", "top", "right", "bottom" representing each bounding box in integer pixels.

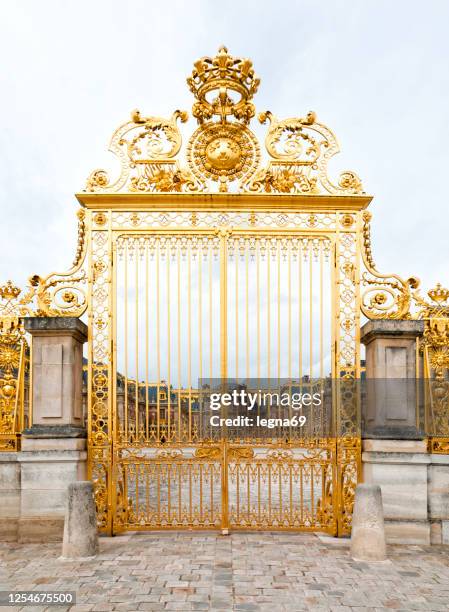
[
  {"left": 350, "top": 484, "right": 387, "bottom": 562},
  {"left": 61, "top": 482, "right": 99, "bottom": 560}
]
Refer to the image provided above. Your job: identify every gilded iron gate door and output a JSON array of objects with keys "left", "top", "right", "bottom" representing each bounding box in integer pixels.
[{"left": 111, "top": 230, "right": 339, "bottom": 534}]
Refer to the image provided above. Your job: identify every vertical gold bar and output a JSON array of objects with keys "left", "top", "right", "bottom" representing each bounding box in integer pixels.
[
  {"left": 145, "top": 240, "right": 149, "bottom": 442},
  {"left": 245, "top": 242, "right": 249, "bottom": 381},
  {"left": 108, "top": 215, "right": 115, "bottom": 535},
  {"left": 13, "top": 342, "right": 25, "bottom": 437},
  {"left": 289, "top": 464, "right": 293, "bottom": 524},
  {"left": 268, "top": 463, "right": 272, "bottom": 524},
  {"left": 189, "top": 468, "right": 193, "bottom": 520},
  {"left": 220, "top": 233, "right": 228, "bottom": 381},
  {"left": 288, "top": 241, "right": 292, "bottom": 440},
  {"left": 199, "top": 463, "right": 203, "bottom": 523},
  {"left": 199, "top": 239, "right": 203, "bottom": 395},
  {"left": 221, "top": 439, "right": 229, "bottom": 533},
  {"left": 135, "top": 238, "right": 139, "bottom": 440},
  {"left": 219, "top": 234, "right": 229, "bottom": 533},
  {"left": 277, "top": 240, "right": 281, "bottom": 382},
  {"left": 247, "top": 462, "right": 250, "bottom": 524},
  {"left": 157, "top": 463, "right": 161, "bottom": 522},
  {"left": 332, "top": 230, "right": 338, "bottom": 381},
  {"left": 416, "top": 335, "right": 421, "bottom": 433},
  {"left": 309, "top": 241, "right": 313, "bottom": 380},
  {"left": 257, "top": 240, "right": 261, "bottom": 379},
  {"left": 310, "top": 464, "right": 315, "bottom": 524},
  {"left": 209, "top": 242, "right": 213, "bottom": 381},
  {"left": 167, "top": 239, "right": 171, "bottom": 442},
  {"left": 288, "top": 241, "right": 292, "bottom": 381},
  {"left": 279, "top": 463, "right": 283, "bottom": 521},
  {"left": 320, "top": 241, "right": 324, "bottom": 379},
  {"left": 124, "top": 240, "right": 129, "bottom": 440},
  {"left": 28, "top": 334, "right": 33, "bottom": 428},
  {"left": 178, "top": 464, "right": 182, "bottom": 522},
  {"left": 188, "top": 241, "right": 192, "bottom": 442},
  {"left": 145, "top": 466, "right": 149, "bottom": 521},
  {"left": 198, "top": 241, "right": 203, "bottom": 441},
  {"left": 156, "top": 239, "right": 161, "bottom": 442},
  {"left": 267, "top": 245, "right": 271, "bottom": 379},
  {"left": 135, "top": 464, "right": 139, "bottom": 524},
  {"left": 298, "top": 242, "right": 303, "bottom": 383},
  {"left": 236, "top": 463, "right": 240, "bottom": 522},
  {"left": 167, "top": 464, "right": 171, "bottom": 523},
  {"left": 210, "top": 463, "right": 214, "bottom": 524},
  {"left": 235, "top": 240, "right": 239, "bottom": 381},
  {"left": 177, "top": 240, "right": 182, "bottom": 441}
]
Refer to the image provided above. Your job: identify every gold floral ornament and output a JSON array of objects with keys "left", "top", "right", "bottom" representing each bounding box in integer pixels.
[{"left": 360, "top": 211, "right": 419, "bottom": 319}]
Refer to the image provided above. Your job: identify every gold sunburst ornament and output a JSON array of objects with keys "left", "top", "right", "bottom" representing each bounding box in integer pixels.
[{"left": 187, "top": 122, "right": 260, "bottom": 192}]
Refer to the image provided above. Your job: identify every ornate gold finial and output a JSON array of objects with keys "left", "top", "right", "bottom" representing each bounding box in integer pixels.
[
  {"left": 0, "top": 281, "right": 21, "bottom": 301},
  {"left": 428, "top": 283, "right": 449, "bottom": 304},
  {"left": 187, "top": 46, "right": 260, "bottom": 125}
]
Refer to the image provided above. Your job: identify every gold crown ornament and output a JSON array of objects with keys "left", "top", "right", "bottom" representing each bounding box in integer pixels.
[
  {"left": 0, "top": 281, "right": 21, "bottom": 301},
  {"left": 187, "top": 46, "right": 260, "bottom": 125},
  {"left": 428, "top": 283, "right": 449, "bottom": 304}
]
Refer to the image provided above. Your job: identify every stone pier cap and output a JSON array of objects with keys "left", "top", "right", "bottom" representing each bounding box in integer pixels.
[{"left": 24, "top": 316, "right": 88, "bottom": 340}]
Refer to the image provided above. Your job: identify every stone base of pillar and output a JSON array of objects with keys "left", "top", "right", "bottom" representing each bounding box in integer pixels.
[
  {"left": 362, "top": 439, "right": 449, "bottom": 545},
  {"left": 15, "top": 435, "right": 87, "bottom": 543},
  {"left": 384, "top": 520, "right": 431, "bottom": 545},
  {"left": 17, "top": 517, "right": 65, "bottom": 543}
]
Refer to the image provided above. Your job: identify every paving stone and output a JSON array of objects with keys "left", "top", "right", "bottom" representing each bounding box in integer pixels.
[{"left": 1, "top": 533, "right": 449, "bottom": 611}]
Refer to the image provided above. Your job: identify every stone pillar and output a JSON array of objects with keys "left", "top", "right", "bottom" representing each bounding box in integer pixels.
[
  {"left": 361, "top": 320, "right": 425, "bottom": 439},
  {"left": 361, "top": 320, "right": 431, "bottom": 544},
  {"left": 17, "top": 317, "right": 88, "bottom": 542}
]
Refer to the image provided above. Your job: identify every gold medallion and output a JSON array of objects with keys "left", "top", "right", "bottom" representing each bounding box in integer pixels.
[{"left": 187, "top": 122, "right": 260, "bottom": 191}]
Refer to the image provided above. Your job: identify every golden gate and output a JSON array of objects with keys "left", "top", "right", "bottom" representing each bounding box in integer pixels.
[{"left": 2, "top": 46, "right": 427, "bottom": 535}]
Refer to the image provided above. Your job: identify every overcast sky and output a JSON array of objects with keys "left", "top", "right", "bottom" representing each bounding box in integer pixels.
[{"left": 1, "top": 0, "right": 448, "bottom": 297}]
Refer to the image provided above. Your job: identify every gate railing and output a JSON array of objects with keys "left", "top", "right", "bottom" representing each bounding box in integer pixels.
[
  {"left": 0, "top": 283, "right": 30, "bottom": 451},
  {"left": 415, "top": 284, "right": 449, "bottom": 453}
]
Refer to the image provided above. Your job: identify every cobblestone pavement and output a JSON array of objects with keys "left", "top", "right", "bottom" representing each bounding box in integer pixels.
[{"left": 1, "top": 532, "right": 449, "bottom": 612}]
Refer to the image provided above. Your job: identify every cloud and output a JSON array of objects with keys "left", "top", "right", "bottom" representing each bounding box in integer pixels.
[{"left": 1, "top": 0, "right": 448, "bottom": 292}]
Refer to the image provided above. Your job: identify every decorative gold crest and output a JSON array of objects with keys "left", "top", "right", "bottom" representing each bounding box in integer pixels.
[{"left": 82, "top": 46, "right": 364, "bottom": 196}]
